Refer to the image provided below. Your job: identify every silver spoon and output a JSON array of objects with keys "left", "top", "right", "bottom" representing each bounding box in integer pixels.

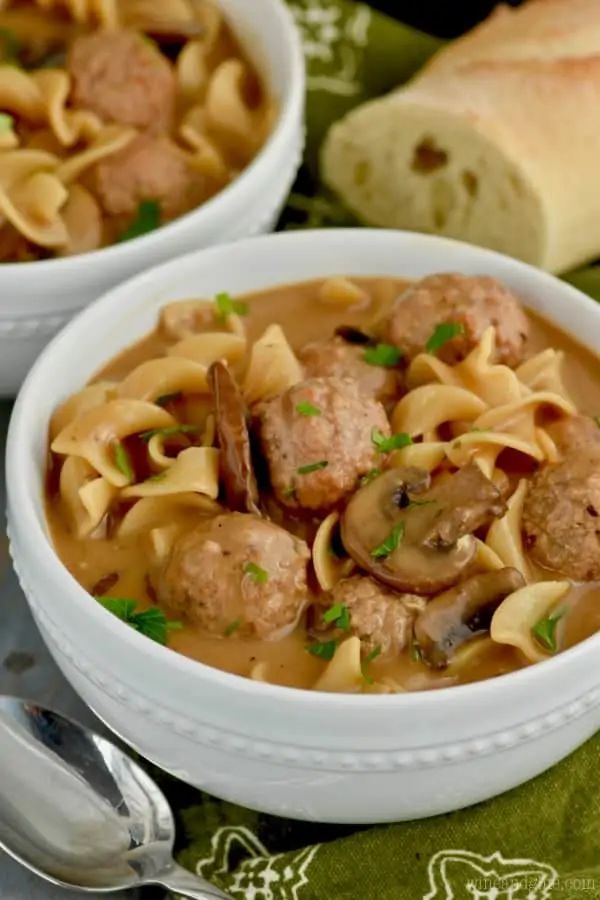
[{"left": 0, "top": 696, "right": 230, "bottom": 898}]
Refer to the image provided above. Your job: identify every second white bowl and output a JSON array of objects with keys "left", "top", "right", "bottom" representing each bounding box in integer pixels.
[{"left": 0, "top": 0, "right": 305, "bottom": 396}]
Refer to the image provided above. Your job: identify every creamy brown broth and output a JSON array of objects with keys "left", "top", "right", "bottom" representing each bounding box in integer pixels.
[{"left": 46, "top": 277, "right": 600, "bottom": 691}]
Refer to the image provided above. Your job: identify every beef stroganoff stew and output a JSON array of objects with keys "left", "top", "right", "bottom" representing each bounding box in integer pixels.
[
  {"left": 0, "top": 0, "right": 274, "bottom": 261},
  {"left": 45, "top": 274, "right": 600, "bottom": 693}
]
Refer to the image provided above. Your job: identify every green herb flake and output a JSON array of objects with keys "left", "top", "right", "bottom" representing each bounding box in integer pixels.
[
  {"left": 296, "top": 402, "right": 321, "bottom": 417},
  {"left": 113, "top": 441, "right": 134, "bottom": 483},
  {"left": 243, "top": 562, "right": 268, "bottom": 584},
  {"left": 363, "top": 343, "right": 402, "bottom": 367},
  {"left": 594, "top": 416, "right": 600, "bottom": 429},
  {"left": 371, "top": 429, "right": 413, "bottom": 453},
  {"left": 305, "top": 640, "right": 337, "bottom": 661},
  {"left": 224, "top": 618, "right": 242, "bottom": 637},
  {"left": 146, "top": 472, "right": 167, "bottom": 483},
  {"left": 96, "top": 597, "right": 180, "bottom": 646},
  {"left": 370, "top": 522, "right": 404, "bottom": 559},
  {"left": 425, "top": 322, "right": 465, "bottom": 354},
  {"left": 117, "top": 200, "right": 161, "bottom": 243},
  {"left": 0, "top": 113, "right": 14, "bottom": 133},
  {"left": 139, "top": 424, "right": 199, "bottom": 443},
  {"left": 322, "top": 603, "right": 351, "bottom": 631},
  {"left": 156, "top": 392, "right": 182, "bottom": 407},
  {"left": 297, "top": 461, "right": 329, "bottom": 475},
  {"left": 360, "top": 467, "right": 380, "bottom": 487},
  {"left": 282, "top": 485, "right": 296, "bottom": 499},
  {"left": 531, "top": 609, "right": 566, "bottom": 654},
  {"left": 361, "top": 644, "right": 383, "bottom": 683},
  {"left": 410, "top": 638, "right": 423, "bottom": 662},
  {"left": 215, "top": 291, "right": 248, "bottom": 319},
  {"left": 0, "top": 29, "right": 20, "bottom": 63}
]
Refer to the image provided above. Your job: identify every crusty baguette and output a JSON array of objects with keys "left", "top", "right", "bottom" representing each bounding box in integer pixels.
[{"left": 321, "top": 0, "right": 600, "bottom": 274}]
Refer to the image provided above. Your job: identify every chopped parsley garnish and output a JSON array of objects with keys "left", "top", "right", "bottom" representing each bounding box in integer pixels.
[
  {"left": 156, "top": 392, "right": 182, "bottom": 407},
  {"left": 296, "top": 402, "right": 321, "bottom": 417},
  {"left": 96, "top": 597, "right": 181, "bottom": 645},
  {"left": 531, "top": 609, "right": 566, "bottom": 654},
  {"left": 113, "top": 441, "right": 134, "bottom": 482},
  {"left": 0, "top": 113, "right": 14, "bottom": 133},
  {"left": 410, "top": 637, "right": 423, "bottom": 662},
  {"left": 370, "top": 522, "right": 404, "bottom": 558},
  {"left": 371, "top": 429, "right": 413, "bottom": 453},
  {"left": 215, "top": 291, "right": 248, "bottom": 319},
  {"left": 363, "top": 343, "right": 402, "bottom": 367},
  {"left": 425, "top": 322, "right": 465, "bottom": 354},
  {"left": 306, "top": 640, "right": 337, "bottom": 661},
  {"left": 322, "top": 603, "right": 351, "bottom": 630},
  {"left": 282, "top": 485, "right": 296, "bottom": 498},
  {"left": 117, "top": 200, "right": 161, "bottom": 243},
  {"left": 243, "top": 562, "right": 268, "bottom": 583},
  {"left": 408, "top": 498, "right": 434, "bottom": 509},
  {"left": 297, "top": 461, "right": 329, "bottom": 475},
  {"left": 594, "top": 415, "right": 600, "bottom": 429},
  {"left": 360, "top": 467, "right": 380, "bottom": 487},
  {"left": 361, "top": 644, "right": 382, "bottom": 683},
  {"left": 225, "top": 618, "right": 241, "bottom": 636},
  {"left": 139, "top": 424, "right": 199, "bottom": 442},
  {"left": 0, "top": 29, "right": 20, "bottom": 63},
  {"left": 146, "top": 472, "right": 167, "bottom": 483}
]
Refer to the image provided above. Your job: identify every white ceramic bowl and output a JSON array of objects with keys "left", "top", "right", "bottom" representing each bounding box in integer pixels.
[
  {"left": 7, "top": 230, "right": 600, "bottom": 824},
  {"left": 0, "top": 0, "right": 305, "bottom": 397}
]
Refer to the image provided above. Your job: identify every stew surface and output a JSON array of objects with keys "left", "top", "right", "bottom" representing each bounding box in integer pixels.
[
  {"left": 46, "top": 274, "right": 600, "bottom": 693},
  {"left": 0, "top": 0, "right": 273, "bottom": 261}
]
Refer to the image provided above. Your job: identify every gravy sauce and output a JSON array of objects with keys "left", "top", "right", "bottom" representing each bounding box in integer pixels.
[{"left": 46, "top": 277, "right": 600, "bottom": 691}]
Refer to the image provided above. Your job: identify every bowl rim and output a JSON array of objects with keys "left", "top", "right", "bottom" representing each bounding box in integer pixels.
[
  {"left": 0, "top": 0, "right": 305, "bottom": 278},
  {"left": 8, "top": 227, "right": 600, "bottom": 709}
]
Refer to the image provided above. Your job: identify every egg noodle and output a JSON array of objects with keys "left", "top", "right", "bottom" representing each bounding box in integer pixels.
[{"left": 48, "top": 278, "right": 578, "bottom": 694}]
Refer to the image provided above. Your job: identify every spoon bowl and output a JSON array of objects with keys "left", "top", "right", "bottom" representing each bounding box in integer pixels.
[{"left": 0, "top": 697, "right": 229, "bottom": 898}]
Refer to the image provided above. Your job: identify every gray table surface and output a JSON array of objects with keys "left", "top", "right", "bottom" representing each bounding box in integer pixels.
[{"left": 0, "top": 399, "right": 140, "bottom": 900}]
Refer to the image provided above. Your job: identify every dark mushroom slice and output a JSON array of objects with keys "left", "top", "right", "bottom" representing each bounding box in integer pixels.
[
  {"left": 207, "top": 361, "right": 260, "bottom": 515},
  {"left": 413, "top": 567, "right": 525, "bottom": 668},
  {"left": 340, "top": 462, "right": 508, "bottom": 595}
]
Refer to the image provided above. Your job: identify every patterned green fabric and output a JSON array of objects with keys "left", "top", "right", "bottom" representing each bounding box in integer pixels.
[{"left": 157, "top": 3, "right": 600, "bottom": 897}]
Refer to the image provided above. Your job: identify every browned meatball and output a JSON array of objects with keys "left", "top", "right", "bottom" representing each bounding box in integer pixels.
[
  {"left": 328, "top": 575, "right": 425, "bottom": 657},
  {"left": 156, "top": 513, "right": 310, "bottom": 639},
  {"left": 68, "top": 30, "right": 176, "bottom": 133},
  {"left": 258, "top": 376, "right": 390, "bottom": 510},
  {"left": 298, "top": 337, "right": 401, "bottom": 406},
  {"left": 384, "top": 273, "right": 529, "bottom": 367},
  {"left": 92, "top": 134, "right": 212, "bottom": 221},
  {"left": 547, "top": 415, "right": 600, "bottom": 455},
  {"left": 522, "top": 449, "right": 600, "bottom": 581}
]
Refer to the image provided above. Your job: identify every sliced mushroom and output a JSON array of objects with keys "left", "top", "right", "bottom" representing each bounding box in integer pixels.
[
  {"left": 340, "top": 463, "right": 507, "bottom": 595},
  {"left": 207, "top": 361, "right": 260, "bottom": 515},
  {"left": 414, "top": 568, "right": 525, "bottom": 668}
]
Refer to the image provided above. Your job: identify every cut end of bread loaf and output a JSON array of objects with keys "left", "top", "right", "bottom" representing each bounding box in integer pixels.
[{"left": 322, "top": 100, "right": 546, "bottom": 268}]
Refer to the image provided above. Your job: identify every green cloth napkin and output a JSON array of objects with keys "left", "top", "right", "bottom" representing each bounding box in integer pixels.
[{"left": 156, "top": 3, "right": 600, "bottom": 897}]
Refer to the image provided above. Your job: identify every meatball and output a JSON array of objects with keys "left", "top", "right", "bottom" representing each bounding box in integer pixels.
[
  {"left": 258, "top": 376, "right": 390, "bottom": 510},
  {"left": 547, "top": 415, "right": 600, "bottom": 455},
  {"left": 92, "top": 134, "right": 212, "bottom": 221},
  {"left": 156, "top": 513, "right": 310, "bottom": 639},
  {"left": 384, "top": 273, "right": 529, "bottom": 367},
  {"left": 68, "top": 30, "right": 176, "bottom": 133},
  {"left": 298, "top": 337, "right": 401, "bottom": 406},
  {"left": 327, "top": 575, "right": 425, "bottom": 657},
  {"left": 522, "top": 449, "right": 600, "bottom": 581}
]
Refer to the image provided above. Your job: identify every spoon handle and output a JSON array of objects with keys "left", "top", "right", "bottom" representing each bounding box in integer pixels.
[{"left": 156, "top": 862, "right": 232, "bottom": 899}]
